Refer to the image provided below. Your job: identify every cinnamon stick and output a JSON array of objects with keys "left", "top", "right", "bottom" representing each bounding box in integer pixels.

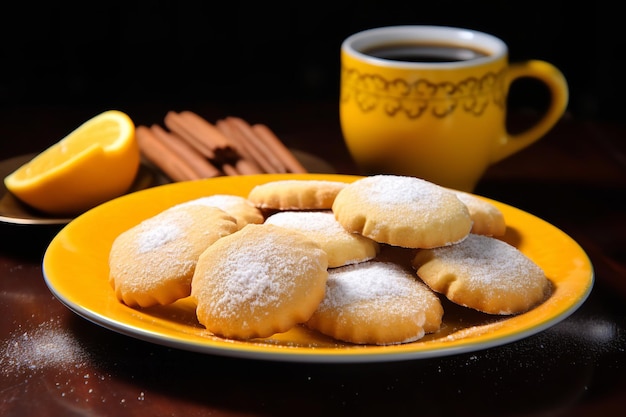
[
  {"left": 252, "top": 123, "right": 308, "bottom": 173},
  {"left": 224, "top": 117, "right": 288, "bottom": 173},
  {"left": 163, "top": 111, "right": 216, "bottom": 159},
  {"left": 222, "top": 164, "right": 239, "bottom": 176},
  {"left": 234, "top": 158, "right": 264, "bottom": 175},
  {"left": 150, "top": 124, "right": 222, "bottom": 178},
  {"left": 139, "top": 110, "right": 305, "bottom": 180},
  {"left": 216, "top": 119, "right": 268, "bottom": 173},
  {"left": 136, "top": 125, "right": 200, "bottom": 182},
  {"left": 166, "top": 111, "right": 239, "bottom": 164}
]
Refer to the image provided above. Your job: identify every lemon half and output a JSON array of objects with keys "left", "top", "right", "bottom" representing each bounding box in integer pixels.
[{"left": 4, "top": 110, "right": 140, "bottom": 215}]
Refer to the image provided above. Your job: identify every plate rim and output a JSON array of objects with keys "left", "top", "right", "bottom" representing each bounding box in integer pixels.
[{"left": 42, "top": 173, "right": 595, "bottom": 363}]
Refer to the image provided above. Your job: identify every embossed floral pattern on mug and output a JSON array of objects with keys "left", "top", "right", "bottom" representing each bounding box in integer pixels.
[{"left": 340, "top": 66, "right": 507, "bottom": 119}]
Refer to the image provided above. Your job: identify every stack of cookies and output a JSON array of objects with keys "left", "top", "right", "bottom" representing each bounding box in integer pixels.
[{"left": 108, "top": 175, "right": 551, "bottom": 346}]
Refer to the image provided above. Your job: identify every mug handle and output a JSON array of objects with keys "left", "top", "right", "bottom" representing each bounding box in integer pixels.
[{"left": 490, "top": 60, "right": 569, "bottom": 163}]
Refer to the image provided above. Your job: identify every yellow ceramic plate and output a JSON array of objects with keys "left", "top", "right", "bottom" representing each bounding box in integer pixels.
[{"left": 43, "top": 174, "right": 594, "bottom": 363}]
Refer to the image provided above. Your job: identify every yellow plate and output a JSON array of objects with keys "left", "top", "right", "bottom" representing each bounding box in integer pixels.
[{"left": 42, "top": 174, "right": 594, "bottom": 363}]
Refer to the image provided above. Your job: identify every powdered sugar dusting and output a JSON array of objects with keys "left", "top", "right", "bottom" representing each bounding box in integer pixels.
[
  {"left": 215, "top": 238, "right": 289, "bottom": 315},
  {"left": 360, "top": 175, "right": 451, "bottom": 206},
  {"left": 426, "top": 234, "right": 545, "bottom": 293},
  {"left": 203, "top": 226, "right": 326, "bottom": 319},
  {"left": 177, "top": 195, "right": 250, "bottom": 211},
  {"left": 321, "top": 262, "right": 418, "bottom": 309},
  {"left": 1, "top": 318, "right": 88, "bottom": 376},
  {"left": 310, "top": 261, "right": 439, "bottom": 344},
  {"left": 137, "top": 222, "right": 182, "bottom": 253},
  {"left": 264, "top": 211, "right": 379, "bottom": 268},
  {"left": 266, "top": 211, "right": 345, "bottom": 234}
]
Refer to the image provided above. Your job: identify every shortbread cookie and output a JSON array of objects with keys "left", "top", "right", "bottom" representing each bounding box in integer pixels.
[
  {"left": 191, "top": 223, "right": 329, "bottom": 339},
  {"left": 176, "top": 194, "right": 264, "bottom": 229},
  {"left": 412, "top": 234, "right": 551, "bottom": 315},
  {"left": 247, "top": 179, "right": 347, "bottom": 210},
  {"left": 332, "top": 175, "right": 472, "bottom": 248},
  {"left": 306, "top": 261, "right": 443, "bottom": 345},
  {"left": 265, "top": 210, "right": 379, "bottom": 268},
  {"left": 109, "top": 205, "right": 238, "bottom": 308},
  {"left": 452, "top": 190, "right": 506, "bottom": 236}
]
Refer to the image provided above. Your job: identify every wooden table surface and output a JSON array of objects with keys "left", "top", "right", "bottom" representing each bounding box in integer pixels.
[{"left": 1, "top": 101, "right": 625, "bottom": 417}]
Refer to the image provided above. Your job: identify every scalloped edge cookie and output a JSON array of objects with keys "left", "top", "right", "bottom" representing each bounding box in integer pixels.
[
  {"left": 176, "top": 194, "right": 264, "bottom": 230},
  {"left": 109, "top": 204, "right": 238, "bottom": 308},
  {"left": 412, "top": 234, "right": 551, "bottom": 315},
  {"left": 247, "top": 179, "right": 347, "bottom": 210},
  {"left": 265, "top": 210, "right": 379, "bottom": 268},
  {"left": 332, "top": 175, "right": 472, "bottom": 248},
  {"left": 191, "top": 223, "right": 329, "bottom": 339},
  {"left": 452, "top": 190, "right": 506, "bottom": 237},
  {"left": 306, "top": 261, "right": 443, "bottom": 345}
]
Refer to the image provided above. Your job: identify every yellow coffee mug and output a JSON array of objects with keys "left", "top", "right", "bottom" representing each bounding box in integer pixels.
[{"left": 340, "top": 26, "right": 568, "bottom": 192}]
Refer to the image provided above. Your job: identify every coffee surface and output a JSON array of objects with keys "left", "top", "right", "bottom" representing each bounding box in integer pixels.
[{"left": 362, "top": 43, "right": 489, "bottom": 63}]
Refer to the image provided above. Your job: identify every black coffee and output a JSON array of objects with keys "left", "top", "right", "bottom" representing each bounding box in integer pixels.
[{"left": 362, "top": 43, "right": 490, "bottom": 63}]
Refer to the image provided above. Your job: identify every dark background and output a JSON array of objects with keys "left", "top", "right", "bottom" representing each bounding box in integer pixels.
[{"left": 0, "top": 1, "right": 623, "bottom": 125}]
